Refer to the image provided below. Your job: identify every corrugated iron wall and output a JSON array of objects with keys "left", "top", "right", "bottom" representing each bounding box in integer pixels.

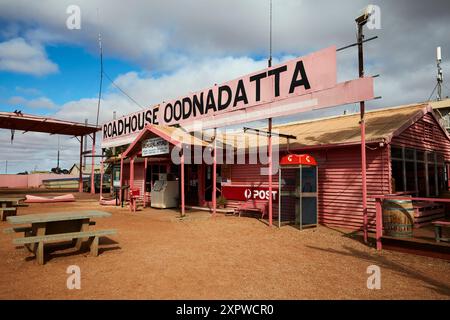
[
  {"left": 391, "top": 113, "right": 450, "bottom": 159},
  {"left": 313, "top": 146, "right": 390, "bottom": 230}
]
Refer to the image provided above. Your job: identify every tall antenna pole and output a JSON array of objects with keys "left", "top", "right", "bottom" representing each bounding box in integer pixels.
[
  {"left": 268, "top": 0, "right": 273, "bottom": 68},
  {"left": 437, "top": 46, "right": 443, "bottom": 101}
]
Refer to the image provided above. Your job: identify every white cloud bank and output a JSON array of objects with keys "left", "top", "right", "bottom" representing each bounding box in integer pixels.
[{"left": 0, "top": 37, "right": 58, "bottom": 76}]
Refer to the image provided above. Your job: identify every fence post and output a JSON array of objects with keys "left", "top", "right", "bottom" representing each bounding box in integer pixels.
[{"left": 375, "top": 197, "right": 382, "bottom": 251}]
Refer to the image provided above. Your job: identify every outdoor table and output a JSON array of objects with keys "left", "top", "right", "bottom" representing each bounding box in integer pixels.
[
  {"left": 0, "top": 197, "right": 25, "bottom": 207},
  {"left": 0, "top": 197, "right": 25, "bottom": 221},
  {"left": 6, "top": 210, "right": 113, "bottom": 264}
]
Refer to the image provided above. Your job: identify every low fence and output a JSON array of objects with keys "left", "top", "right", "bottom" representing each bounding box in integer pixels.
[
  {"left": 0, "top": 174, "right": 78, "bottom": 189},
  {"left": 372, "top": 195, "right": 450, "bottom": 251}
]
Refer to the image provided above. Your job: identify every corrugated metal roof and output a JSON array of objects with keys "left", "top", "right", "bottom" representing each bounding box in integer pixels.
[{"left": 218, "top": 102, "right": 436, "bottom": 150}]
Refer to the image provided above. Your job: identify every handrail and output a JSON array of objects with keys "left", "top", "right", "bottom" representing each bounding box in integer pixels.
[{"left": 371, "top": 194, "right": 450, "bottom": 251}]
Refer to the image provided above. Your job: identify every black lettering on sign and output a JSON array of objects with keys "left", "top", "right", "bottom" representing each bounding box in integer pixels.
[
  {"left": 174, "top": 100, "right": 182, "bottom": 121},
  {"left": 218, "top": 85, "right": 232, "bottom": 111},
  {"left": 233, "top": 79, "right": 248, "bottom": 107},
  {"left": 124, "top": 117, "right": 131, "bottom": 135},
  {"left": 118, "top": 119, "right": 124, "bottom": 136},
  {"left": 289, "top": 60, "right": 311, "bottom": 94},
  {"left": 182, "top": 97, "right": 192, "bottom": 119},
  {"left": 249, "top": 71, "right": 267, "bottom": 102},
  {"left": 153, "top": 107, "right": 159, "bottom": 125},
  {"left": 145, "top": 110, "right": 152, "bottom": 125},
  {"left": 268, "top": 65, "right": 288, "bottom": 97},
  {"left": 103, "top": 125, "right": 107, "bottom": 139},
  {"left": 112, "top": 122, "right": 117, "bottom": 136},
  {"left": 205, "top": 89, "right": 217, "bottom": 114},
  {"left": 131, "top": 115, "right": 138, "bottom": 131},
  {"left": 193, "top": 93, "right": 204, "bottom": 117},
  {"left": 164, "top": 103, "right": 173, "bottom": 123}
]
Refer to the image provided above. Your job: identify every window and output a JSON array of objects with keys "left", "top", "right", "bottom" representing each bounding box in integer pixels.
[{"left": 391, "top": 146, "right": 445, "bottom": 197}]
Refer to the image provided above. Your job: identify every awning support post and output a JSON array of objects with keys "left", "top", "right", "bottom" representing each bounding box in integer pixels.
[
  {"left": 119, "top": 155, "right": 124, "bottom": 204},
  {"left": 181, "top": 145, "right": 185, "bottom": 217},
  {"left": 357, "top": 20, "right": 368, "bottom": 243},
  {"left": 268, "top": 118, "right": 273, "bottom": 227},
  {"left": 99, "top": 159, "right": 104, "bottom": 200},
  {"left": 90, "top": 133, "right": 96, "bottom": 194},
  {"left": 78, "top": 135, "right": 84, "bottom": 193},
  {"left": 144, "top": 157, "right": 148, "bottom": 207},
  {"left": 130, "top": 156, "right": 135, "bottom": 190},
  {"left": 212, "top": 128, "right": 217, "bottom": 216}
]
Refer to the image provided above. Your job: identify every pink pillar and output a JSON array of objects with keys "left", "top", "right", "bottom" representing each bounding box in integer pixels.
[
  {"left": 130, "top": 156, "right": 135, "bottom": 190},
  {"left": 99, "top": 160, "right": 104, "bottom": 200},
  {"left": 361, "top": 112, "right": 368, "bottom": 243},
  {"left": 79, "top": 135, "right": 84, "bottom": 193},
  {"left": 268, "top": 118, "right": 273, "bottom": 227},
  {"left": 143, "top": 157, "right": 148, "bottom": 207},
  {"left": 212, "top": 129, "right": 217, "bottom": 216},
  {"left": 375, "top": 198, "right": 382, "bottom": 251},
  {"left": 181, "top": 146, "right": 185, "bottom": 217},
  {"left": 90, "top": 133, "right": 96, "bottom": 194},
  {"left": 119, "top": 156, "right": 124, "bottom": 204}
]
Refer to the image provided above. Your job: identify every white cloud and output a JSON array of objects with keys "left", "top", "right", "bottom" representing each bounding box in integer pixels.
[
  {"left": 15, "top": 86, "right": 42, "bottom": 96},
  {"left": 7, "top": 95, "right": 58, "bottom": 110},
  {"left": 0, "top": 37, "right": 58, "bottom": 76}
]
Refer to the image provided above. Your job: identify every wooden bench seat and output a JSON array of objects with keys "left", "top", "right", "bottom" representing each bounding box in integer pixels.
[
  {"left": 432, "top": 219, "right": 450, "bottom": 243},
  {"left": 0, "top": 207, "right": 17, "bottom": 221},
  {"left": 13, "top": 229, "right": 117, "bottom": 265},
  {"left": 235, "top": 200, "right": 269, "bottom": 219},
  {"left": 3, "top": 221, "right": 96, "bottom": 235}
]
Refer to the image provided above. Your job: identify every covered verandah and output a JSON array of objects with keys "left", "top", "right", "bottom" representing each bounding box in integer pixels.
[{"left": 118, "top": 124, "right": 210, "bottom": 216}]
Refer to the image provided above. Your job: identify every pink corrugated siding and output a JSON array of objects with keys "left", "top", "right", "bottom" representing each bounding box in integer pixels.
[
  {"left": 227, "top": 147, "right": 390, "bottom": 230},
  {"left": 313, "top": 146, "right": 390, "bottom": 230},
  {"left": 122, "top": 162, "right": 145, "bottom": 200},
  {"left": 391, "top": 113, "right": 450, "bottom": 160}
]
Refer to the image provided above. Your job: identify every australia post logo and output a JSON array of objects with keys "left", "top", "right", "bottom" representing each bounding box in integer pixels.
[{"left": 244, "top": 188, "right": 277, "bottom": 201}]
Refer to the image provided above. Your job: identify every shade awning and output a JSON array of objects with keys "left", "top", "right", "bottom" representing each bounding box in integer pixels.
[{"left": 0, "top": 112, "right": 100, "bottom": 136}]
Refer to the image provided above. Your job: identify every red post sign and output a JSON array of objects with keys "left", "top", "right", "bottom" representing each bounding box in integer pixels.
[{"left": 222, "top": 185, "right": 279, "bottom": 201}]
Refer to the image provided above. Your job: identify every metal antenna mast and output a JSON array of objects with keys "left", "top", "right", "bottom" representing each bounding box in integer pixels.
[
  {"left": 268, "top": 0, "right": 273, "bottom": 68},
  {"left": 437, "top": 46, "right": 443, "bottom": 101}
]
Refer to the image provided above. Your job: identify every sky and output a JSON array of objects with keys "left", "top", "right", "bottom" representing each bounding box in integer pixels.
[{"left": 0, "top": 0, "right": 449, "bottom": 173}]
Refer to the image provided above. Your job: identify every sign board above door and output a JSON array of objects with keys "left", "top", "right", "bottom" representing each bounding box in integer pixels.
[{"left": 142, "top": 137, "right": 169, "bottom": 157}]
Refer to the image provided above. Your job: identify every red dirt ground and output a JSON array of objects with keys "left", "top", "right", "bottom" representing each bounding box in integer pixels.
[{"left": 0, "top": 193, "right": 449, "bottom": 299}]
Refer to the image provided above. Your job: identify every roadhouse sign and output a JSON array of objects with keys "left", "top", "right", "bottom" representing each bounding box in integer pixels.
[{"left": 102, "top": 46, "right": 338, "bottom": 147}]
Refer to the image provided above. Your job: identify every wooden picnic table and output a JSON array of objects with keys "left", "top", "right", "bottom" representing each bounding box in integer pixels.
[
  {"left": 0, "top": 197, "right": 25, "bottom": 221},
  {"left": 5, "top": 210, "right": 116, "bottom": 265},
  {"left": 0, "top": 197, "right": 25, "bottom": 206}
]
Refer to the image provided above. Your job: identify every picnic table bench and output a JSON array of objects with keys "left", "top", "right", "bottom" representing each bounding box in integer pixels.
[
  {"left": 5, "top": 210, "right": 116, "bottom": 265},
  {"left": 0, "top": 197, "right": 25, "bottom": 221},
  {"left": 432, "top": 219, "right": 450, "bottom": 243}
]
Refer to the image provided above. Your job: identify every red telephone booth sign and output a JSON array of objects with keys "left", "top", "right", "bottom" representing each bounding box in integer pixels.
[{"left": 280, "top": 154, "right": 317, "bottom": 166}]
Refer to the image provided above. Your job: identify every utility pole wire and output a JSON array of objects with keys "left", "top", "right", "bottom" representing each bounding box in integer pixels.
[{"left": 102, "top": 71, "right": 145, "bottom": 109}]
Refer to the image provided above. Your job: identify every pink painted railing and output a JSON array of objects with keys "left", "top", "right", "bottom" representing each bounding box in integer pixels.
[{"left": 372, "top": 195, "right": 450, "bottom": 251}]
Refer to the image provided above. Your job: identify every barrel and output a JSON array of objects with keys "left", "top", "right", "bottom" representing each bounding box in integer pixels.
[{"left": 382, "top": 199, "right": 414, "bottom": 238}]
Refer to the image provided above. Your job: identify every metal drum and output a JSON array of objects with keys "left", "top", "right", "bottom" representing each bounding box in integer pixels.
[{"left": 382, "top": 199, "right": 414, "bottom": 238}]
